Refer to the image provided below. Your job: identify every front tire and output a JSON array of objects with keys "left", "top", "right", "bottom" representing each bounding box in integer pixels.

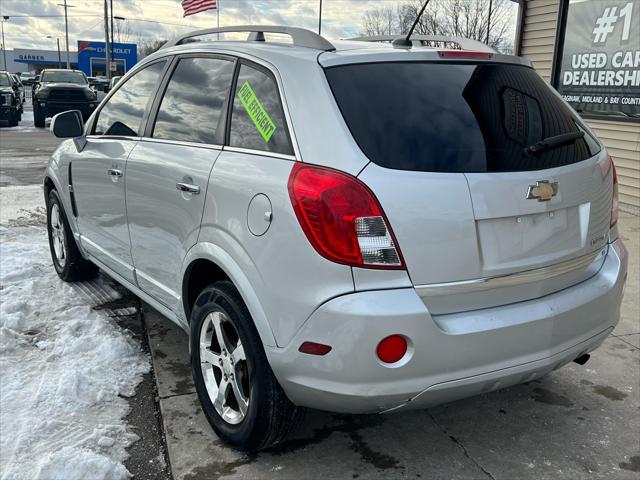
[
  {"left": 8, "top": 110, "right": 18, "bottom": 127},
  {"left": 34, "top": 104, "right": 45, "bottom": 128},
  {"left": 190, "top": 281, "right": 304, "bottom": 451},
  {"left": 46, "top": 189, "right": 98, "bottom": 282}
]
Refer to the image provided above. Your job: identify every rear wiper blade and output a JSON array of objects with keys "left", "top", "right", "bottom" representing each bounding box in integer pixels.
[{"left": 524, "top": 131, "right": 584, "bottom": 156}]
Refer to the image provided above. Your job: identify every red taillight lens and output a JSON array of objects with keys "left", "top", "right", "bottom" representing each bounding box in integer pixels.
[
  {"left": 376, "top": 335, "right": 407, "bottom": 364},
  {"left": 437, "top": 50, "right": 493, "bottom": 60},
  {"left": 610, "top": 156, "right": 619, "bottom": 228},
  {"left": 288, "top": 163, "right": 404, "bottom": 269}
]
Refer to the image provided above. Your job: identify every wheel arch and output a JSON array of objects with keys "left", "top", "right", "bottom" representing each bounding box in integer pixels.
[{"left": 181, "top": 243, "right": 277, "bottom": 348}]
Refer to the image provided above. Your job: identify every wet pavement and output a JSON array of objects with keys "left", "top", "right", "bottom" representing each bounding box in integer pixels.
[{"left": 145, "top": 212, "right": 639, "bottom": 480}]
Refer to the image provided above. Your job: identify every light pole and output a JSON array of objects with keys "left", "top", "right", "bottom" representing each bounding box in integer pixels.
[
  {"left": 103, "top": 0, "right": 111, "bottom": 80},
  {"left": 113, "top": 16, "right": 126, "bottom": 44},
  {"left": 47, "top": 36, "right": 62, "bottom": 67},
  {"left": 57, "top": 1, "right": 73, "bottom": 69},
  {"left": 486, "top": 0, "right": 493, "bottom": 45},
  {"left": 1, "top": 16, "right": 9, "bottom": 71}
]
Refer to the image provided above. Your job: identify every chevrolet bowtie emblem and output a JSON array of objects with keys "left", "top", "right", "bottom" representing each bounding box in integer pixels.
[{"left": 526, "top": 180, "right": 558, "bottom": 201}]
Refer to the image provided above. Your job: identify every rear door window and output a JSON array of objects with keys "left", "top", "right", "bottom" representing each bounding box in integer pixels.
[
  {"left": 94, "top": 61, "right": 166, "bottom": 137},
  {"left": 152, "top": 56, "right": 235, "bottom": 144},
  {"left": 325, "top": 62, "right": 600, "bottom": 173},
  {"left": 229, "top": 63, "right": 293, "bottom": 155}
]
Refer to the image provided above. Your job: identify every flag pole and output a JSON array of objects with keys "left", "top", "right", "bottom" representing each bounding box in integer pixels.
[
  {"left": 318, "top": 0, "right": 322, "bottom": 35},
  {"left": 217, "top": 0, "right": 220, "bottom": 40}
]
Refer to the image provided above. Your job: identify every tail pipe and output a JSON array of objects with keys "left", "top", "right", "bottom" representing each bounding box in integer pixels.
[{"left": 573, "top": 353, "right": 591, "bottom": 366}]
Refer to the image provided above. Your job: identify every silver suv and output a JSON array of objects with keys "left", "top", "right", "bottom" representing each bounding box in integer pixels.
[{"left": 45, "top": 27, "right": 628, "bottom": 451}]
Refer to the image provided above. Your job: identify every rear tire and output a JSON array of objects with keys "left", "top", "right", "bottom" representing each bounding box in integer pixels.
[
  {"left": 8, "top": 111, "right": 18, "bottom": 127},
  {"left": 190, "top": 281, "right": 304, "bottom": 451},
  {"left": 34, "top": 104, "right": 45, "bottom": 128},
  {"left": 46, "top": 189, "right": 98, "bottom": 282}
]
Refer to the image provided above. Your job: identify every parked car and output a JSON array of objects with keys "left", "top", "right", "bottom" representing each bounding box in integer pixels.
[
  {"left": 45, "top": 26, "right": 628, "bottom": 451},
  {"left": 32, "top": 69, "right": 98, "bottom": 127},
  {"left": 0, "top": 71, "right": 21, "bottom": 126},
  {"left": 10, "top": 73, "right": 25, "bottom": 113},
  {"left": 107, "top": 75, "right": 121, "bottom": 92},
  {"left": 18, "top": 72, "right": 36, "bottom": 86}
]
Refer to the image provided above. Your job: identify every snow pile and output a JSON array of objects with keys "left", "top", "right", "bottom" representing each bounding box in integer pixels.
[{"left": 0, "top": 226, "right": 149, "bottom": 480}]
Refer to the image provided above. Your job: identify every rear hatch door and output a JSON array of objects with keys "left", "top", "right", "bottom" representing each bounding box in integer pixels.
[{"left": 325, "top": 59, "right": 612, "bottom": 314}]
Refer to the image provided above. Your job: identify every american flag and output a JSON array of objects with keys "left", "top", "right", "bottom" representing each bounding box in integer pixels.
[{"left": 182, "top": 0, "right": 217, "bottom": 17}]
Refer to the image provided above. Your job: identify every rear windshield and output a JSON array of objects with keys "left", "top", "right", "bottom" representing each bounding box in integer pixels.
[
  {"left": 41, "top": 71, "right": 87, "bottom": 85},
  {"left": 325, "top": 62, "right": 600, "bottom": 173}
]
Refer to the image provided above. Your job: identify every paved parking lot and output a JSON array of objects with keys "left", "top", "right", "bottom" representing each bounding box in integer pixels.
[
  {"left": 1, "top": 114, "right": 638, "bottom": 480},
  {"left": 146, "top": 215, "right": 639, "bottom": 480}
]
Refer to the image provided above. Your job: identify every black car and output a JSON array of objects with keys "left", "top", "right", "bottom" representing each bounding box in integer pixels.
[
  {"left": 0, "top": 71, "right": 21, "bottom": 126},
  {"left": 32, "top": 69, "right": 98, "bottom": 128}
]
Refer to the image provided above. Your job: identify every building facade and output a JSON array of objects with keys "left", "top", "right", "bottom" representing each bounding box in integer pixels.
[
  {"left": 2, "top": 48, "right": 78, "bottom": 73},
  {"left": 516, "top": 0, "right": 640, "bottom": 212},
  {"left": 2, "top": 40, "right": 137, "bottom": 78}
]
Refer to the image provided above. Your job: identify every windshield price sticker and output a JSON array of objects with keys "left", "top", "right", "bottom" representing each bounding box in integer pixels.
[
  {"left": 557, "top": 0, "right": 639, "bottom": 119},
  {"left": 237, "top": 81, "right": 277, "bottom": 142}
]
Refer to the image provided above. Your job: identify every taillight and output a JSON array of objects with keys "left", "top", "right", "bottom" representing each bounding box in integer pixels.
[
  {"left": 437, "top": 50, "right": 493, "bottom": 60},
  {"left": 610, "top": 155, "right": 619, "bottom": 228},
  {"left": 288, "top": 163, "right": 405, "bottom": 269}
]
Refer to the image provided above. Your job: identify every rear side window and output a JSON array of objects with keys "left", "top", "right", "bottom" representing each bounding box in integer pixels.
[
  {"left": 94, "top": 61, "right": 165, "bottom": 136},
  {"left": 152, "top": 57, "right": 235, "bottom": 144},
  {"left": 229, "top": 64, "right": 292, "bottom": 155},
  {"left": 325, "top": 62, "right": 600, "bottom": 173}
]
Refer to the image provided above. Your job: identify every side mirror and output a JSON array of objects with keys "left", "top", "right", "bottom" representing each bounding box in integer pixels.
[{"left": 51, "top": 110, "right": 84, "bottom": 138}]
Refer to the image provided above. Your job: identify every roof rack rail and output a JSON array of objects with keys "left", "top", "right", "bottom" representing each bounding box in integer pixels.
[
  {"left": 163, "top": 25, "right": 336, "bottom": 51},
  {"left": 348, "top": 35, "right": 495, "bottom": 53}
]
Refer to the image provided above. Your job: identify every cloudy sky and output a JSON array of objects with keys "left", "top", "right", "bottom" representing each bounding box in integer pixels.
[{"left": 0, "top": 0, "right": 518, "bottom": 52}]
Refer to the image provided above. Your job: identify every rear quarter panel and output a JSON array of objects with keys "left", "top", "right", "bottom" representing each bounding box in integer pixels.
[{"left": 198, "top": 151, "right": 355, "bottom": 347}]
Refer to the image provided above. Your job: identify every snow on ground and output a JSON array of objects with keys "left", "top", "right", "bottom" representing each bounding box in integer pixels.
[
  {"left": 0, "top": 111, "right": 43, "bottom": 133},
  {"left": 0, "top": 185, "right": 45, "bottom": 225},
  {"left": 0, "top": 194, "right": 150, "bottom": 479}
]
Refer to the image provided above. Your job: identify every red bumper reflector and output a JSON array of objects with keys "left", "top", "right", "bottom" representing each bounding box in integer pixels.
[
  {"left": 376, "top": 335, "right": 407, "bottom": 364},
  {"left": 299, "top": 341, "right": 332, "bottom": 356}
]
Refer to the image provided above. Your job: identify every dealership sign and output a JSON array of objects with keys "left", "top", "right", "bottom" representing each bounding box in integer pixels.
[
  {"left": 77, "top": 40, "right": 137, "bottom": 76},
  {"left": 557, "top": 0, "right": 639, "bottom": 118}
]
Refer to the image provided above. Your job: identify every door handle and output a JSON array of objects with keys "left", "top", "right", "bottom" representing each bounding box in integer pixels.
[
  {"left": 107, "top": 168, "right": 123, "bottom": 177},
  {"left": 176, "top": 182, "right": 200, "bottom": 194}
]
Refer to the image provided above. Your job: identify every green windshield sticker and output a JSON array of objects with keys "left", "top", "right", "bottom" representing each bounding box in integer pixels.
[{"left": 237, "top": 81, "right": 277, "bottom": 143}]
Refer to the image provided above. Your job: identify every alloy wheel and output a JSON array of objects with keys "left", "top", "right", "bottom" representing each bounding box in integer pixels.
[
  {"left": 50, "top": 203, "right": 67, "bottom": 266},
  {"left": 199, "top": 311, "right": 250, "bottom": 425}
]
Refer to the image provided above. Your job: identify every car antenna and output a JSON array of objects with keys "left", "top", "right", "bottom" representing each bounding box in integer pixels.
[{"left": 392, "top": 0, "right": 432, "bottom": 48}]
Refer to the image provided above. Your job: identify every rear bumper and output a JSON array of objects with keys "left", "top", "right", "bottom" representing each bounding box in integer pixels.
[{"left": 267, "top": 239, "right": 628, "bottom": 413}]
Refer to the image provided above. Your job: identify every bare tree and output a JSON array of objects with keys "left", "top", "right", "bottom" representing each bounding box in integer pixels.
[
  {"left": 362, "top": 6, "right": 398, "bottom": 36},
  {"left": 136, "top": 36, "right": 166, "bottom": 58},
  {"left": 360, "top": 0, "right": 515, "bottom": 53},
  {"left": 113, "top": 20, "right": 132, "bottom": 44}
]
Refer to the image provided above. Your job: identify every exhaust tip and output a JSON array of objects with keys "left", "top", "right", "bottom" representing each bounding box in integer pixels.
[{"left": 573, "top": 353, "right": 590, "bottom": 366}]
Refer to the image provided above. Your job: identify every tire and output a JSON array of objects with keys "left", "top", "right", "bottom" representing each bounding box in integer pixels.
[
  {"left": 8, "top": 110, "right": 18, "bottom": 127},
  {"left": 190, "top": 281, "right": 304, "bottom": 451},
  {"left": 34, "top": 104, "right": 45, "bottom": 128},
  {"left": 46, "top": 189, "right": 98, "bottom": 282}
]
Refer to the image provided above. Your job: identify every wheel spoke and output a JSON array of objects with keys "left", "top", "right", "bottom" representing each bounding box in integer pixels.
[
  {"left": 214, "top": 378, "right": 228, "bottom": 412},
  {"left": 231, "top": 343, "right": 245, "bottom": 366},
  {"left": 200, "top": 344, "right": 221, "bottom": 366},
  {"left": 212, "top": 313, "right": 231, "bottom": 353},
  {"left": 230, "top": 375, "right": 248, "bottom": 416}
]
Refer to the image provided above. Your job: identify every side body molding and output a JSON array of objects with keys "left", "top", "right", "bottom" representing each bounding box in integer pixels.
[{"left": 180, "top": 242, "right": 277, "bottom": 347}]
